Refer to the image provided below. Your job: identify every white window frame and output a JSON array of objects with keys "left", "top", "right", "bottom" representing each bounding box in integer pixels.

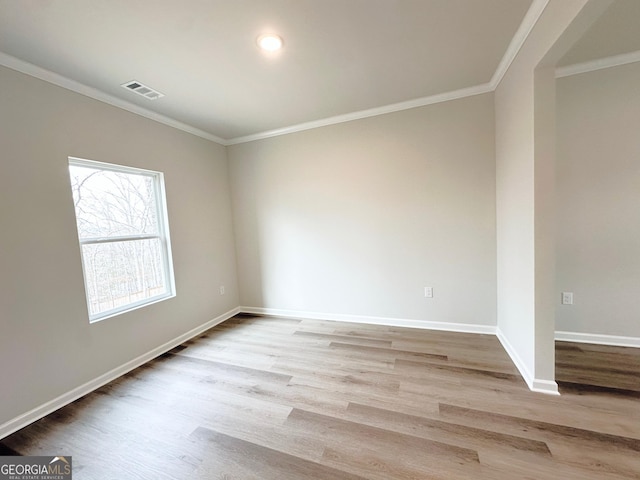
[{"left": 69, "top": 157, "right": 176, "bottom": 322}]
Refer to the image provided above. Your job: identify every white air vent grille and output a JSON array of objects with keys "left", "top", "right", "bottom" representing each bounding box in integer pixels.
[{"left": 121, "top": 80, "right": 164, "bottom": 100}]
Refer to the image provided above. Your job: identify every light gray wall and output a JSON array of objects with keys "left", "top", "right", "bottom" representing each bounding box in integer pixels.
[
  {"left": 229, "top": 93, "right": 497, "bottom": 327},
  {"left": 494, "top": 0, "right": 588, "bottom": 389},
  {"left": 556, "top": 62, "right": 640, "bottom": 339},
  {"left": 0, "top": 65, "right": 239, "bottom": 427}
]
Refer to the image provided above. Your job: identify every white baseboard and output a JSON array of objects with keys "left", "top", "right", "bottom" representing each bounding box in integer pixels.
[
  {"left": 240, "top": 306, "right": 497, "bottom": 335},
  {"left": 9, "top": 306, "right": 590, "bottom": 440},
  {"left": 555, "top": 331, "right": 640, "bottom": 348},
  {"left": 247, "top": 307, "right": 560, "bottom": 395},
  {"left": 496, "top": 328, "right": 559, "bottom": 395},
  {"left": 0, "top": 307, "right": 240, "bottom": 440},
  {"left": 530, "top": 378, "right": 560, "bottom": 394}
]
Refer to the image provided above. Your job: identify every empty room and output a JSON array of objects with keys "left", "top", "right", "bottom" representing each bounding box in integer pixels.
[{"left": 0, "top": 0, "right": 638, "bottom": 479}]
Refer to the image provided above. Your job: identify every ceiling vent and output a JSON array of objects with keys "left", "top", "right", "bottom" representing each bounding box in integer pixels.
[{"left": 121, "top": 80, "right": 164, "bottom": 100}]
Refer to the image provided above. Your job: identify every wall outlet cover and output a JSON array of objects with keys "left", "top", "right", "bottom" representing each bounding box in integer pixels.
[{"left": 561, "top": 292, "right": 573, "bottom": 305}]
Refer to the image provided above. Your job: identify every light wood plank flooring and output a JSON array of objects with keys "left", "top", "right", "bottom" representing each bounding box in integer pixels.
[{"left": 2, "top": 314, "right": 639, "bottom": 479}]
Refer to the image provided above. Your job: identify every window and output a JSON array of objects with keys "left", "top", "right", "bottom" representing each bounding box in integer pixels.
[{"left": 68, "top": 158, "right": 175, "bottom": 322}]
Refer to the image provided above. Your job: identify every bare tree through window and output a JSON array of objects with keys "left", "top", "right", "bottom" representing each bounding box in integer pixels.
[{"left": 69, "top": 159, "right": 174, "bottom": 320}]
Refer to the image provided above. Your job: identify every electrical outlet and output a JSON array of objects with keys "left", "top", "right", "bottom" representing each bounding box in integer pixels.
[
  {"left": 219, "top": 286, "right": 225, "bottom": 295},
  {"left": 561, "top": 292, "right": 573, "bottom": 305},
  {"left": 424, "top": 287, "right": 433, "bottom": 298}
]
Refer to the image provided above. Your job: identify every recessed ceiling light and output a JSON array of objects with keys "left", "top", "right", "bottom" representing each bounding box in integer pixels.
[{"left": 257, "top": 33, "right": 283, "bottom": 52}]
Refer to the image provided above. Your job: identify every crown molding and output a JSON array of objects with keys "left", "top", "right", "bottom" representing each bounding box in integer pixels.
[
  {"left": 225, "top": 83, "right": 494, "bottom": 145},
  {"left": 228, "top": 0, "right": 549, "bottom": 145},
  {"left": 0, "top": 52, "right": 227, "bottom": 146},
  {"left": 555, "top": 49, "right": 640, "bottom": 78},
  {"left": 490, "top": 0, "right": 550, "bottom": 89},
  {"left": 1, "top": 0, "right": 548, "bottom": 147}
]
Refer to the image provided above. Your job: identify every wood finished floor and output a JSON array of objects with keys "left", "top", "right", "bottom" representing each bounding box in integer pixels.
[{"left": 2, "top": 314, "right": 639, "bottom": 479}]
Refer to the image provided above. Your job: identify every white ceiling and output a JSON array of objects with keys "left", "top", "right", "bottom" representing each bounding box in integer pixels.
[{"left": 0, "top": 0, "right": 535, "bottom": 143}]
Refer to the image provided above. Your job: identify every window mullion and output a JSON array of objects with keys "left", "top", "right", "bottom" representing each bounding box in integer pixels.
[{"left": 80, "top": 234, "right": 160, "bottom": 245}]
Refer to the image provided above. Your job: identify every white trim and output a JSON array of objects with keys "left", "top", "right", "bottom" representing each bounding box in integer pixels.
[
  {"left": 226, "top": 0, "right": 549, "bottom": 145},
  {"left": 80, "top": 234, "right": 159, "bottom": 245},
  {"left": 0, "top": 0, "right": 547, "bottom": 147},
  {"left": 0, "top": 52, "right": 227, "bottom": 146},
  {"left": 530, "top": 378, "right": 560, "bottom": 394},
  {"left": 245, "top": 308, "right": 561, "bottom": 394},
  {"left": 555, "top": 49, "right": 640, "bottom": 78},
  {"left": 239, "top": 306, "right": 496, "bottom": 335},
  {"left": 490, "top": 0, "right": 550, "bottom": 89},
  {"left": 496, "top": 327, "right": 559, "bottom": 395},
  {"left": 0, "top": 307, "right": 240, "bottom": 440},
  {"left": 555, "top": 331, "right": 640, "bottom": 348},
  {"left": 225, "top": 83, "right": 493, "bottom": 145},
  {"left": 496, "top": 328, "right": 534, "bottom": 388},
  {"left": 69, "top": 157, "right": 176, "bottom": 323}
]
